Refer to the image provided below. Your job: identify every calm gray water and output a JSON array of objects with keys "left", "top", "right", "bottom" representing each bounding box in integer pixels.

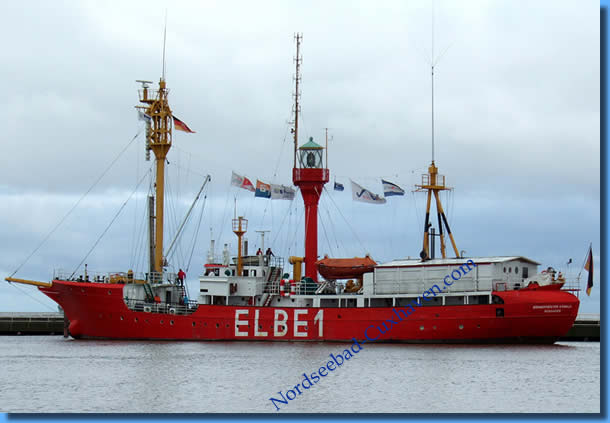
[{"left": 0, "top": 336, "right": 600, "bottom": 413}]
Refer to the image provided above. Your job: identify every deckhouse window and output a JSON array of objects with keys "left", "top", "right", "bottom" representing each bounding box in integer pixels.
[{"left": 523, "top": 267, "right": 529, "bottom": 278}]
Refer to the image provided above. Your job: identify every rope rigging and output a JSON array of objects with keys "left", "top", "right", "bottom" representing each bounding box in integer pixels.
[
  {"left": 69, "top": 167, "right": 152, "bottom": 279},
  {"left": 10, "top": 129, "right": 143, "bottom": 278}
]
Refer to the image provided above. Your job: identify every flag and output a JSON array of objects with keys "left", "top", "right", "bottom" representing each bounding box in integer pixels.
[
  {"left": 173, "top": 115, "right": 195, "bottom": 133},
  {"left": 255, "top": 180, "right": 271, "bottom": 199},
  {"left": 585, "top": 246, "right": 594, "bottom": 296},
  {"left": 270, "top": 184, "right": 285, "bottom": 199},
  {"left": 231, "top": 171, "right": 255, "bottom": 192},
  {"left": 270, "top": 184, "right": 295, "bottom": 200},
  {"left": 351, "top": 180, "right": 386, "bottom": 204},
  {"left": 382, "top": 179, "right": 405, "bottom": 196},
  {"left": 334, "top": 182, "right": 344, "bottom": 191},
  {"left": 282, "top": 186, "right": 296, "bottom": 200},
  {"left": 138, "top": 110, "right": 151, "bottom": 122}
]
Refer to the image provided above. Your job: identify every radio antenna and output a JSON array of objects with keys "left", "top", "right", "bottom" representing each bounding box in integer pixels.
[
  {"left": 162, "top": 10, "right": 168, "bottom": 81},
  {"left": 431, "top": 0, "right": 435, "bottom": 163}
]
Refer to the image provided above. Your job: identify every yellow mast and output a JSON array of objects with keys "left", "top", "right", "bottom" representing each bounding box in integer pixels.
[
  {"left": 233, "top": 216, "right": 248, "bottom": 277},
  {"left": 415, "top": 162, "right": 459, "bottom": 259},
  {"left": 414, "top": 59, "right": 459, "bottom": 260},
  {"left": 137, "top": 79, "right": 173, "bottom": 274}
]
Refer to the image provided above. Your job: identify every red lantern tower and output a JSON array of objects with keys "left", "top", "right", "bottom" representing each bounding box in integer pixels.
[{"left": 291, "top": 34, "right": 329, "bottom": 282}]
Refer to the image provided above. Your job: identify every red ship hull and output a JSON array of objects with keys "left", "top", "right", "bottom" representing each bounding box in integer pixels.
[{"left": 40, "top": 280, "right": 579, "bottom": 343}]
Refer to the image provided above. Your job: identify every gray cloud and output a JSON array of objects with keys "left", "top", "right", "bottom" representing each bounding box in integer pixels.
[{"left": 0, "top": 0, "right": 599, "bottom": 312}]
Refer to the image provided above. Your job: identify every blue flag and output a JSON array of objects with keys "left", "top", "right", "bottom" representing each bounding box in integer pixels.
[{"left": 334, "top": 182, "right": 344, "bottom": 191}]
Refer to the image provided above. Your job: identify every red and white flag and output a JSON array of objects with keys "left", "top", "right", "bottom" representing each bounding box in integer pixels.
[{"left": 231, "top": 171, "right": 255, "bottom": 192}]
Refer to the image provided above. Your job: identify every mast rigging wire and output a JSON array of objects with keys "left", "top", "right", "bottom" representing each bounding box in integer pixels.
[
  {"left": 10, "top": 130, "right": 143, "bottom": 278},
  {"left": 69, "top": 167, "right": 152, "bottom": 279},
  {"left": 8, "top": 283, "right": 56, "bottom": 311},
  {"left": 185, "top": 194, "right": 208, "bottom": 273},
  {"left": 322, "top": 186, "right": 366, "bottom": 253}
]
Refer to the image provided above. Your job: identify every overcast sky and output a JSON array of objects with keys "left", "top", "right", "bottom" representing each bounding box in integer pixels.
[{"left": 0, "top": 0, "right": 600, "bottom": 313}]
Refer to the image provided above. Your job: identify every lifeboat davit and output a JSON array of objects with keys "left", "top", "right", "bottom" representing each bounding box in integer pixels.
[{"left": 316, "top": 256, "right": 377, "bottom": 280}]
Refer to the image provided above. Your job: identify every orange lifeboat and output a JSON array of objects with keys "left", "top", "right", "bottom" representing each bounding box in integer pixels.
[{"left": 315, "top": 256, "right": 377, "bottom": 280}]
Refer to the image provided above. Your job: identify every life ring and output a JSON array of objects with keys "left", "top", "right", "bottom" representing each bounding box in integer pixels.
[{"left": 280, "top": 279, "right": 295, "bottom": 297}]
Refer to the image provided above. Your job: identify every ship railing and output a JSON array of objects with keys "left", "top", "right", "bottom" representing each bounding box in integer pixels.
[
  {"left": 147, "top": 272, "right": 179, "bottom": 285},
  {"left": 420, "top": 173, "right": 445, "bottom": 188},
  {"left": 561, "top": 277, "right": 581, "bottom": 297},
  {"left": 53, "top": 269, "right": 178, "bottom": 285},
  {"left": 260, "top": 279, "right": 323, "bottom": 296},
  {"left": 124, "top": 297, "right": 198, "bottom": 315}
]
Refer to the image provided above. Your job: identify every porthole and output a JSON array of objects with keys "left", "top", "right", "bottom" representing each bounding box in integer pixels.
[
  {"left": 160, "top": 320, "right": 164, "bottom": 324},
  {"left": 459, "top": 324, "right": 464, "bottom": 330},
  {"left": 509, "top": 267, "right": 512, "bottom": 273},
  {"left": 433, "top": 325, "right": 437, "bottom": 330},
  {"left": 170, "top": 320, "right": 174, "bottom": 325},
  {"left": 120, "top": 316, "right": 124, "bottom": 321},
  {"left": 503, "top": 267, "right": 506, "bottom": 273},
  {"left": 338, "top": 314, "right": 342, "bottom": 319},
  {"left": 225, "top": 324, "right": 229, "bottom": 328},
  {"left": 107, "top": 290, "right": 112, "bottom": 295},
  {"left": 515, "top": 267, "right": 519, "bottom": 274},
  {"left": 419, "top": 325, "right": 424, "bottom": 331},
  {"left": 192, "top": 322, "right": 196, "bottom": 327},
  {"left": 216, "top": 323, "right": 219, "bottom": 328},
  {"left": 134, "top": 317, "right": 138, "bottom": 323}
]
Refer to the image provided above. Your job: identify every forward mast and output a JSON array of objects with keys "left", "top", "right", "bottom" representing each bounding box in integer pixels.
[{"left": 136, "top": 78, "right": 173, "bottom": 275}]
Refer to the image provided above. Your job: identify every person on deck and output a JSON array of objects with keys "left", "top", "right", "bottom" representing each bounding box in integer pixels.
[
  {"left": 256, "top": 248, "right": 263, "bottom": 256},
  {"left": 265, "top": 248, "right": 274, "bottom": 257},
  {"left": 178, "top": 268, "right": 186, "bottom": 285}
]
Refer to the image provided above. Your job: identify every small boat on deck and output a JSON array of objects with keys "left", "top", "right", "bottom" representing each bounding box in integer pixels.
[{"left": 316, "top": 256, "right": 377, "bottom": 280}]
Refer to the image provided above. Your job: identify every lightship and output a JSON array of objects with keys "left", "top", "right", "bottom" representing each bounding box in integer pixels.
[{"left": 5, "top": 34, "right": 579, "bottom": 343}]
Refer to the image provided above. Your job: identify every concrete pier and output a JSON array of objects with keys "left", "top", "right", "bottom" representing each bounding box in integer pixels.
[
  {"left": 0, "top": 312, "right": 600, "bottom": 341},
  {"left": 559, "top": 313, "right": 600, "bottom": 342},
  {"left": 0, "top": 312, "right": 66, "bottom": 335}
]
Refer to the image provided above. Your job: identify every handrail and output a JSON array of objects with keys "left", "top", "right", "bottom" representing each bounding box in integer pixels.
[{"left": 53, "top": 269, "right": 178, "bottom": 285}]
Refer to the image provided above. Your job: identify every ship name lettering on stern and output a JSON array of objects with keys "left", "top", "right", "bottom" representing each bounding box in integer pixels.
[{"left": 234, "top": 309, "right": 324, "bottom": 338}]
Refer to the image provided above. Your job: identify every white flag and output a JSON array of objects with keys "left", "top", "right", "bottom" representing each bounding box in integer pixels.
[
  {"left": 351, "top": 180, "right": 386, "bottom": 204},
  {"left": 282, "top": 185, "right": 296, "bottom": 200},
  {"left": 138, "top": 110, "right": 152, "bottom": 122},
  {"left": 271, "top": 184, "right": 296, "bottom": 200}
]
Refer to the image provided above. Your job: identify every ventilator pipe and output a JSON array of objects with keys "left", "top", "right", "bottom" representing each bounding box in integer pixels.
[{"left": 289, "top": 256, "right": 304, "bottom": 281}]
